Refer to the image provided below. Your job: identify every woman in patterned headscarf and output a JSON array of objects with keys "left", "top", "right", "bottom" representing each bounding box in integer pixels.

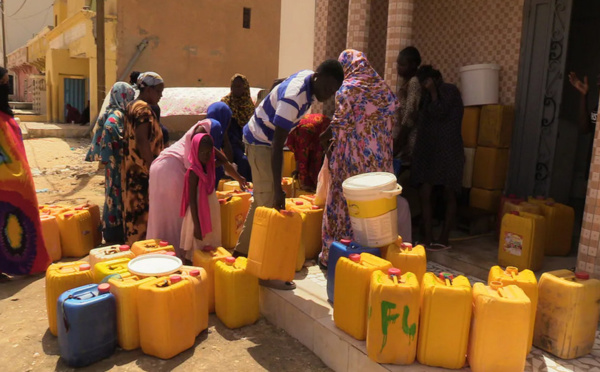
[
  {"left": 320, "top": 49, "right": 399, "bottom": 266},
  {"left": 86, "top": 82, "right": 135, "bottom": 243},
  {"left": 122, "top": 72, "right": 165, "bottom": 245},
  {"left": 221, "top": 73, "right": 254, "bottom": 181}
]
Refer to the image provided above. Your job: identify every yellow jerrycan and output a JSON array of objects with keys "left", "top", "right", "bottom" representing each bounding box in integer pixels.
[
  {"left": 417, "top": 272, "right": 472, "bottom": 369},
  {"left": 192, "top": 246, "right": 232, "bottom": 313},
  {"left": 385, "top": 238, "right": 426, "bottom": 284},
  {"left": 366, "top": 268, "right": 420, "bottom": 364},
  {"left": 333, "top": 253, "right": 392, "bottom": 340},
  {"left": 215, "top": 257, "right": 260, "bottom": 329},
  {"left": 498, "top": 211, "right": 545, "bottom": 271}
]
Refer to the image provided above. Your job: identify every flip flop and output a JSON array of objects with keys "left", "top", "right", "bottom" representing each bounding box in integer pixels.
[
  {"left": 259, "top": 279, "right": 296, "bottom": 291},
  {"left": 427, "top": 243, "right": 452, "bottom": 251}
]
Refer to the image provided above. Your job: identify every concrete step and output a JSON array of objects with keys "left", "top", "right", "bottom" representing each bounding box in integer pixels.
[
  {"left": 259, "top": 263, "right": 594, "bottom": 372},
  {"left": 23, "top": 122, "right": 91, "bottom": 138},
  {"left": 10, "top": 101, "right": 33, "bottom": 110}
]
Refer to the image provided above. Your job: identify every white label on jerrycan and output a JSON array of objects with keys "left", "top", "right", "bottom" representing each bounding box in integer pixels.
[{"left": 350, "top": 209, "right": 398, "bottom": 247}]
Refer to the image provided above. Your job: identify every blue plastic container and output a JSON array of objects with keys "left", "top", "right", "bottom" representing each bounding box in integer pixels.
[
  {"left": 57, "top": 283, "right": 117, "bottom": 367},
  {"left": 326, "top": 239, "right": 381, "bottom": 303}
]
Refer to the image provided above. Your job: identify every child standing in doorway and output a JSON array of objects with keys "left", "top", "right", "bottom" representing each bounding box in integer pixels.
[{"left": 180, "top": 133, "right": 246, "bottom": 261}]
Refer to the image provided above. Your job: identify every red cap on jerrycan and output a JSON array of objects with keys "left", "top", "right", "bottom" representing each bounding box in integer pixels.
[
  {"left": 295, "top": 201, "right": 304, "bottom": 205},
  {"left": 218, "top": 199, "right": 227, "bottom": 205},
  {"left": 225, "top": 256, "right": 236, "bottom": 265},
  {"left": 189, "top": 269, "right": 200, "bottom": 277},
  {"left": 401, "top": 243, "right": 413, "bottom": 251},
  {"left": 159, "top": 240, "right": 169, "bottom": 247},
  {"left": 79, "top": 263, "right": 91, "bottom": 271},
  {"left": 119, "top": 245, "right": 130, "bottom": 251},
  {"left": 202, "top": 245, "right": 214, "bottom": 252},
  {"left": 575, "top": 272, "right": 590, "bottom": 280},
  {"left": 349, "top": 254, "right": 361, "bottom": 263},
  {"left": 170, "top": 275, "right": 182, "bottom": 284},
  {"left": 438, "top": 272, "right": 454, "bottom": 281},
  {"left": 340, "top": 239, "right": 352, "bottom": 246},
  {"left": 98, "top": 283, "right": 111, "bottom": 294},
  {"left": 388, "top": 268, "right": 401, "bottom": 278}
]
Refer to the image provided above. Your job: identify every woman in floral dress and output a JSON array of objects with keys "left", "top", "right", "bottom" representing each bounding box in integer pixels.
[
  {"left": 320, "top": 49, "right": 399, "bottom": 266},
  {"left": 122, "top": 72, "right": 165, "bottom": 245},
  {"left": 86, "top": 82, "right": 135, "bottom": 243}
]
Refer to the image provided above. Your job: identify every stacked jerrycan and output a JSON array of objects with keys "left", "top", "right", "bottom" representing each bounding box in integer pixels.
[
  {"left": 469, "top": 282, "right": 531, "bottom": 372},
  {"left": 385, "top": 238, "right": 426, "bottom": 284},
  {"left": 218, "top": 196, "right": 245, "bottom": 250},
  {"left": 131, "top": 239, "right": 175, "bottom": 256},
  {"left": 498, "top": 211, "right": 545, "bottom": 271},
  {"left": 89, "top": 244, "right": 135, "bottom": 267},
  {"left": 333, "top": 253, "right": 391, "bottom": 340},
  {"left": 57, "top": 283, "right": 117, "bottom": 367},
  {"left": 93, "top": 257, "right": 131, "bottom": 283},
  {"left": 366, "top": 268, "right": 420, "bottom": 365},
  {"left": 534, "top": 270, "right": 600, "bottom": 359},
  {"left": 215, "top": 257, "right": 260, "bottom": 329},
  {"left": 418, "top": 272, "right": 472, "bottom": 369},
  {"left": 488, "top": 266, "right": 538, "bottom": 351},
  {"left": 327, "top": 239, "right": 381, "bottom": 303},
  {"left": 45, "top": 262, "right": 94, "bottom": 336},
  {"left": 246, "top": 207, "right": 303, "bottom": 282}
]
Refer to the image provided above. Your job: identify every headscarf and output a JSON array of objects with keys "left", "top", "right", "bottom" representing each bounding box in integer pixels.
[
  {"left": 206, "top": 102, "right": 232, "bottom": 149},
  {"left": 137, "top": 71, "right": 164, "bottom": 89},
  {"left": 337, "top": 49, "right": 398, "bottom": 119},
  {"left": 221, "top": 74, "right": 255, "bottom": 127},
  {"left": 157, "top": 119, "right": 212, "bottom": 169},
  {"left": 85, "top": 82, "right": 135, "bottom": 161},
  {"left": 180, "top": 133, "right": 215, "bottom": 235}
]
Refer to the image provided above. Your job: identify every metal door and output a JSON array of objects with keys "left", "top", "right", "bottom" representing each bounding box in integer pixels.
[
  {"left": 64, "top": 78, "right": 86, "bottom": 114},
  {"left": 507, "top": 0, "right": 573, "bottom": 197}
]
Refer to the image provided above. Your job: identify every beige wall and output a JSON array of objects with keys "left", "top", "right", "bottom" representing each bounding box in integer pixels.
[
  {"left": 45, "top": 48, "right": 89, "bottom": 122},
  {"left": 413, "top": 0, "right": 525, "bottom": 106},
  {"left": 278, "top": 0, "right": 315, "bottom": 78},
  {"left": 116, "top": 0, "right": 281, "bottom": 90}
]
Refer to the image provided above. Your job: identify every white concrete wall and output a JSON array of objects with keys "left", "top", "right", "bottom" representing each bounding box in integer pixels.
[{"left": 278, "top": 0, "right": 315, "bottom": 79}]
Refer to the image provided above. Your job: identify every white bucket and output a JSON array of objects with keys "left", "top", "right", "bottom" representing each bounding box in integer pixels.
[
  {"left": 459, "top": 64, "right": 500, "bottom": 106},
  {"left": 342, "top": 172, "right": 402, "bottom": 247}
]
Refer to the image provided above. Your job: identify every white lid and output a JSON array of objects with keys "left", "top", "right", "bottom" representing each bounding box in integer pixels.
[
  {"left": 127, "top": 254, "right": 182, "bottom": 277},
  {"left": 459, "top": 63, "right": 500, "bottom": 72},
  {"left": 342, "top": 172, "right": 397, "bottom": 191}
]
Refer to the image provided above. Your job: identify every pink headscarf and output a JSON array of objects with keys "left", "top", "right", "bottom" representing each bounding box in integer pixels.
[
  {"left": 180, "top": 133, "right": 215, "bottom": 235},
  {"left": 157, "top": 119, "right": 212, "bottom": 169}
]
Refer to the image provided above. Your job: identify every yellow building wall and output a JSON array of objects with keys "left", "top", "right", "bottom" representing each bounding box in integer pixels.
[
  {"left": 116, "top": 0, "right": 281, "bottom": 90},
  {"left": 45, "top": 48, "right": 89, "bottom": 122}
]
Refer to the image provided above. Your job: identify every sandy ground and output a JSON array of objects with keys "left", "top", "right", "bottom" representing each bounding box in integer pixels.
[{"left": 0, "top": 137, "right": 330, "bottom": 372}]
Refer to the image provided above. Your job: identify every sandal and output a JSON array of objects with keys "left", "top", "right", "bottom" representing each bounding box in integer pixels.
[{"left": 259, "top": 279, "right": 296, "bottom": 291}]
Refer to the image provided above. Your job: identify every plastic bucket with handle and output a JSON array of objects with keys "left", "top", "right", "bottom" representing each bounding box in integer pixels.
[{"left": 342, "top": 172, "right": 403, "bottom": 247}]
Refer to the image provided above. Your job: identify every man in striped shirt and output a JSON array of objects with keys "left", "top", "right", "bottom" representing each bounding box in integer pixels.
[{"left": 235, "top": 60, "right": 344, "bottom": 279}]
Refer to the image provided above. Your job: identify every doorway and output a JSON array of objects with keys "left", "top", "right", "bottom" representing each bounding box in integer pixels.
[{"left": 63, "top": 77, "right": 86, "bottom": 123}]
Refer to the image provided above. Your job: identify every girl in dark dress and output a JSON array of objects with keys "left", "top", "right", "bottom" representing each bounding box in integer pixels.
[{"left": 411, "top": 65, "right": 464, "bottom": 249}]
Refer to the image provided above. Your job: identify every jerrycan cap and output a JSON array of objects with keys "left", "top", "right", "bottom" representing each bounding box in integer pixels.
[
  {"left": 311, "top": 205, "right": 320, "bottom": 210},
  {"left": 164, "top": 251, "right": 176, "bottom": 257},
  {"left": 340, "top": 239, "right": 352, "bottom": 246},
  {"left": 74, "top": 206, "right": 83, "bottom": 210},
  {"left": 225, "top": 256, "right": 236, "bottom": 265},
  {"left": 388, "top": 268, "right": 401, "bottom": 277},
  {"left": 219, "top": 199, "right": 227, "bottom": 205},
  {"left": 79, "top": 263, "right": 91, "bottom": 271},
  {"left": 98, "top": 283, "right": 111, "bottom": 294},
  {"left": 64, "top": 213, "right": 74, "bottom": 218},
  {"left": 505, "top": 266, "right": 518, "bottom": 274},
  {"left": 280, "top": 210, "right": 293, "bottom": 216},
  {"left": 202, "top": 245, "right": 215, "bottom": 252},
  {"left": 295, "top": 201, "right": 304, "bottom": 205},
  {"left": 189, "top": 269, "right": 200, "bottom": 277},
  {"left": 119, "top": 245, "right": 130, "bottom": 251},
  {"left": 510, "top": 211, "right": 520, "bottom": 216},
  {"left": 159, "top": 240, "right": 169, "bottom": 247},
  {"left": 349, "top": 254, "right": 361, "bottom": 263},
  {"left": 401, "top": 243, "right": 413, "bottom": 251},
  {"left": 575, "top": 272, "right": 590, "bottom": 280},
  {"left": 170, "top": 275, "right": 182, "bottom": 284}
]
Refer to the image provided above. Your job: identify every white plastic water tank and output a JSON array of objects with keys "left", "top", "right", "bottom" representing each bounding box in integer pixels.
[{"left": 459, "top": 64, "right": 500, "bottom": 106}]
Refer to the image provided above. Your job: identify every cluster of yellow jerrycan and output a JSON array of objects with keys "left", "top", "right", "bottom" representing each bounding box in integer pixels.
[
  {"left": 45, "top": 239, "right": 260, "bottom": 363},
  {"left": 331, "top": 239, "right": 600, "bottom": 371}
]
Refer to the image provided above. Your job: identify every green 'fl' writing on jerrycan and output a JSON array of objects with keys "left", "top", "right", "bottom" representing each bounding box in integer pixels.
[{"left": 367, "top": 268, "right": 420, "bottom": 365}]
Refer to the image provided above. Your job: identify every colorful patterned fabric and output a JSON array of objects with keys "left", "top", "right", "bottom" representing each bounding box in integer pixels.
[
  {"left": 286, "top": 114, "right": 330, "bottom": 190},
  {"left": 221, "top": 74, "right": 255, "bottom": 127},
  {"left": 122, "top": 100, "right": 165, "bottom": 245},
  {"left": 136, "top": 71, "right": 164, "bottom": 89},
  {"left": 0, "top": 112, "right": 51, "bottom": 275},
  {"left": 321, "top": 49, "right": 399, "bottom": 263}
]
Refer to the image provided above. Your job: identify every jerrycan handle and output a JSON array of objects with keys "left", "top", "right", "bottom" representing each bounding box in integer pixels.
[
  {"left": 60, "top": 286, "right": 103, "bottom": 332},
  {"left": 101, "top": 273, "right": 124, "bottom": 284}
]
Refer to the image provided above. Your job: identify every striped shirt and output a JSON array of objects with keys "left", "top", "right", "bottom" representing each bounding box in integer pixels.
[{"left": 243, "top": 70, "right": 314, "bottom": 146}]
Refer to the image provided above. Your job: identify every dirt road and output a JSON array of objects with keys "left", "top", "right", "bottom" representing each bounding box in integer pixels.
[{"left": 0, "top": 137, "right": 330, "bottom": 372}]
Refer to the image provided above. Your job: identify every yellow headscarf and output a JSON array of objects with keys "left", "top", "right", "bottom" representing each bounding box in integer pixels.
[{"left": 221, "top": 74, "right": 255, "bottom": 127}]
